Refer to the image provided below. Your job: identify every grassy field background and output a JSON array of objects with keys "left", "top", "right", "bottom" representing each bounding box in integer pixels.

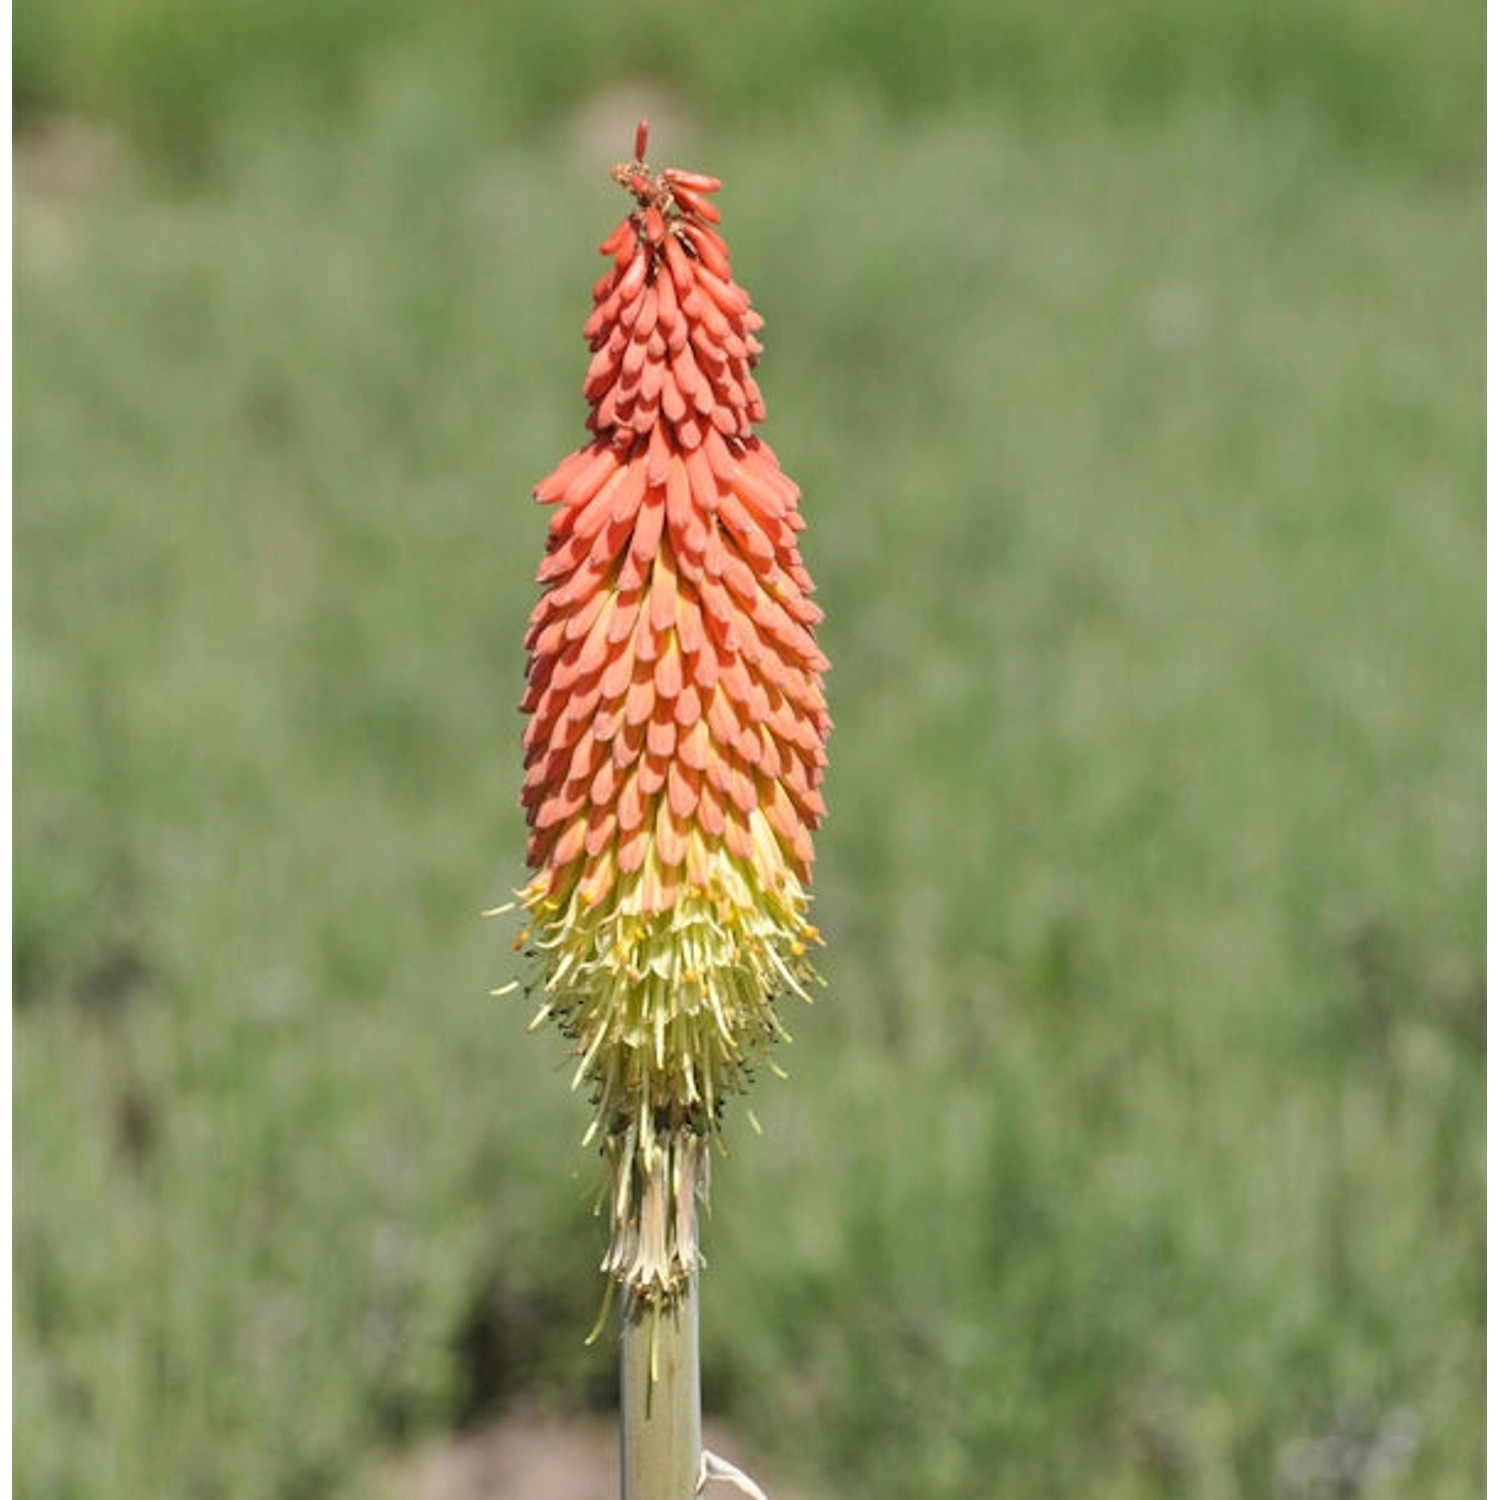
[
  {"left": 14, "top": 4, "right": 1483, "bottom": 1496},
  {"left": 13, "top": 0, "right": 1483, "bottom": 173}
]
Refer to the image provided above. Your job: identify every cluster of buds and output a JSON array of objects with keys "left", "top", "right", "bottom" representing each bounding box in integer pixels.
[{"left": 511, "top": 123, "right": 830, "bottom": 1309}]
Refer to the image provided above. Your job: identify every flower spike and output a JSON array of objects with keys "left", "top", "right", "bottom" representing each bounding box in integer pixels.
[{"left": 514, "top": 126, "right": 831, "bottom": 1310}]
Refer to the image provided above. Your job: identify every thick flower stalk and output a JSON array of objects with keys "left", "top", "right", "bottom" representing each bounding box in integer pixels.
[{"left": 516, "top": 124, "right": 830, "bottom": 1311}]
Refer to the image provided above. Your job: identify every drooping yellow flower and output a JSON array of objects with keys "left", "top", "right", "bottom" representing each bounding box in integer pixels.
[{"left": 513, "top": 124, "right": 830, "bottom": 1308}]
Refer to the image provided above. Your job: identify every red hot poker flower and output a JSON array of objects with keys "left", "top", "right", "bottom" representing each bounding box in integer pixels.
[{"left": 515, "top": 124, "right": 831, "bottom": 1307}]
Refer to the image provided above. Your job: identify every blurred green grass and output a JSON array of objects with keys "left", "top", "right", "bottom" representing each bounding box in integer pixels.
[
  {"left": 15, "top": 65, "right": 1482, "bottom": 1500},
  {"left": 14, "top": 0, "right": 1484, "bottom": 175}
]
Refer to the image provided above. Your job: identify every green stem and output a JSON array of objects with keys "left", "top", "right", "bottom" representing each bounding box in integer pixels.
[{"left": 620, "top": 1275, "right": 701, "bottom": 1500}]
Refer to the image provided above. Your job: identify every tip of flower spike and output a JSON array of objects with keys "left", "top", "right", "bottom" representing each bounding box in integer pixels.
[{"left": 610, "top": 132, "right": 724, "bottom": 226}]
